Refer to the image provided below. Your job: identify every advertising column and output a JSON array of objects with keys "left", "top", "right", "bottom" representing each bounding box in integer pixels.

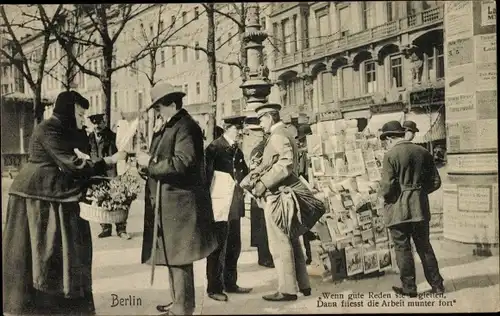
[{"left": 443, "top": 1, "right": 498, "bottom": 244}]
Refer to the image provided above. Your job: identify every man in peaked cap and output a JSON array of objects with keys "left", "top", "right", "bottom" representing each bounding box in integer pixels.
[
  {"left": 379, "top": 120, "right": 444, "bottom": 298},
  {"left": 245, "top": 103, "right": 312, "bottom": 302},
  {"left": 88, "top": 113, "right": 131, "bottom": 240},
  {"left": 403, "top": 120, "right": 419, "bottom": 142},
  {"left": 137, "top": 81, "right": 218, "bottom": 315},
  {"left": 205, "top": 115, "right": 252, "bottom": 302}
]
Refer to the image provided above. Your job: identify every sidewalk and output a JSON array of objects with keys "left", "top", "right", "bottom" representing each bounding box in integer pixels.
[{"left": 90, "top": 201, "right": 499, "bottom": 315}]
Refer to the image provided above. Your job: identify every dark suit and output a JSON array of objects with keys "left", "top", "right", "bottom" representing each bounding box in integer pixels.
[
  {"left": 140, "top": 108, "right": 217, "bottom": 315},
  {"left": 88, "top": 128, "right": 127, "bottom": 233},
  {"left": 380, "top": 140, "right": 443, "bottom": 292},
  {"left": 205, "top": 135, "right": 249, "bottom": 293}
]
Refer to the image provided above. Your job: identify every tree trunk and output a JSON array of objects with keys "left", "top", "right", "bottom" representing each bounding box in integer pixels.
[
  {"left": 205, "top": 4, "right": 217, "bottom": 145},
  {"left": 33, "top": 85, "right": 44, "bottom": 125},
  {"left": 102, "top": 48, "right": 113, "bottom": 127},
  {"left": 239, "top": 24, "right": 247, "bottom": 81}
]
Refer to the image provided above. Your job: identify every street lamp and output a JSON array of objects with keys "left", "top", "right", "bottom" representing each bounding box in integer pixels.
[{"left": 240, "top": 3, "right": 273, "bottom": 117}]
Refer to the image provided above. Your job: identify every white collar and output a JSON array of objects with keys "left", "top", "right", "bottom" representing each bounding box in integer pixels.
[
  {"left": 223, "top": 134, "right": 235, "bottom": 146},
  {"left": 270, "top": 121, "right": 285, "bottom": 133}
]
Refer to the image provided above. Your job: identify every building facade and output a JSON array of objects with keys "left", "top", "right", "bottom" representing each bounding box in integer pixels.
[{"left": 268, "top": 1, "right": 446, "bottom": 145}]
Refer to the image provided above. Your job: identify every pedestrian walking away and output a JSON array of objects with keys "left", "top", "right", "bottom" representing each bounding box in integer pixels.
[
  {"left": 205, "top": 115, "right": 253, "bottom": 302},
  {"left": 137, "top": 81, "right": 218, "bottom": 316},
  {"left": 379, "top": 120, "right": 445, "bottom": 298},
  {"left": 88, "top": 113, "right": 131, "bottom": 240}
]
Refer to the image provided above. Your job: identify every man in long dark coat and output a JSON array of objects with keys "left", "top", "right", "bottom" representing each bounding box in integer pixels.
[
  {"left": 379, "top": 120, "right": 444, "bottom": 298},
  {"left": 137, "top": 82, "right": 217, "bottom": 315},
  {"left": 88, "top": 113, "right": 131, "bottom": 239},
  {"left": 204, "top": 115, "right": 252, "bottom": 302}
]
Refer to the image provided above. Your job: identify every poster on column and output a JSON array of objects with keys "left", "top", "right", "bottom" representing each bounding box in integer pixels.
[
  {"left": 474, "top": 34, "right": 497, "bottom": 64},
  {"left": 446, "top": 119, "right": 497, "bottom": 153},
  {"left": 475, "top": 90, "right": 497, "bottom": 120},
  {"left": 445, "top": 94, "right": 475, "bottom": 121},
  {"left": 447, "top": 38, "right": 474, "bottom": 67},
  {"left": 473, "top": 0, "right": 497, "bottom": 35},
  {"left": 444, "top": 1, "right": 474, "bottom": 41},
  {"left": 475, "top": 63, "right": 497, "bottom": 91},
  {"left": 446, "top": 64, "right": 475, "bottom": 95},
  {"left": 447, "top": 153, "right": 498, "bottom": 173}
]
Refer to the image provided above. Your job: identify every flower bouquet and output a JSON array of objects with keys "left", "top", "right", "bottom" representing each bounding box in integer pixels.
[{"left": 79, "top": 171, "right": 142, "bottom": 223}]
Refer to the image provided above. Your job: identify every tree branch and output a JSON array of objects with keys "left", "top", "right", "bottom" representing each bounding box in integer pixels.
[{"left": 213, "top": 7, "right": 243, "bottom": 28}]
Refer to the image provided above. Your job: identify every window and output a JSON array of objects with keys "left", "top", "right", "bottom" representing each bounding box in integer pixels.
[
  {"left": 196, "top": 81, "right": 201, "bottom": 95},
  {"left": 138, "top": 91, "right": 143, "bottom": 109},
  {"left": 183, "top": 46, "right": 188, "bottom": 62},
  {"left": 96, "top": 95, "right": 100, "bottom": 112},
  {"left": 229, "top": 66, "right": 234, "bottom": 80},
  {"left": 171, "top": 15, "right": 176, "bottom": 27},
  {"left": 285, "top": 78, "right": 304, "bottom": 106},
  {"left": 390, "top": 55, "right": 403, "bottom": 88},
  {"left": 112, "top": 55, "right": 117, "bottom": 68},
  {"left": 182, "top": 11, "right": 187, "bottom": 24},
  {"left": 364, "top": 61, "right": 377, "bottom": 93},
  {"left": 161, "top": 49, "right": 165, "bottom": 67},
  {"left": 195, "top": 42, "right": 200, "bottom": 60},
  {"left": 303, "top": 12, "right": 310, "bottom": 49},
  {"left": 341, "top": 67, "right": 354, "bottom": 98},
  {"left": 260, "top": 17, "right": 266, "bottom": 30},
  {"left": 218, "top": 66, "right": 224, "bottom": 83},
  {"left": 172, "top": 47, "right": 177, "bottom": 65},
  {"left": 281, "top": 18, "right": 292, "bottom": 54},
  {"left": 194, "top": 7, "right": 199, "bottom": 19},
  {"left": 114, "top": 91, "right": 118, "bottom": 109},
  {"left": 131, "top": 61, "right": 137, "bottom": 75},
  {"left": 436, "top": 44, "right": 444, "bottom": 79},
  {"left": 317, "top": 11, "right": 329, "bottom": 44},
  {"left": 159, "top": 20, "right": 164, "bottom": 31},
  {"left": 293, "top": 15, "right": 298, "bottom": 51},
  {"left": 228, "top": 32, "right": 232, "bottom": 45},
  {"left": 427, "top": 50, "right": 435, "bottom": 80},
  {"left": 386, "top": 1, "right": 397, "bottom": 22},
  {"left": 89, "top": 96, "right": 93, "bottom": 108},
  {"left": 339, "top": 7, "right": 350, "bottom": 37},
  {"left": 93, "top": 60, "right": 98, "bottom": 73},
  {"left": 321, "top": 71, "right": 333, "bottom": 102},
  {"left": 361, "top": 2, "right": 376, "bottom": 30}
]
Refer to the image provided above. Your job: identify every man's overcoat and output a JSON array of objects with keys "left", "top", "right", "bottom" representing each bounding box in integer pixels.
[
  {"left": 379, "top": 140, "right": 441, "bottom": 228},
  {"left": 141, "top": 109, "right": 218, "bottom": 266}
]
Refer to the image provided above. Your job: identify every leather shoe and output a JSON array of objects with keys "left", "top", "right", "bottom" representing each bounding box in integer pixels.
[
  {"left": 156, "top": 302, "right": 173, "bottom": 313},
  {"left": 208, "top": 292, "right": 228, "bottom": 302},
  {"left": 300, "top": 288, "right": 311, "bottom": 296},
  {"left": 118, "top": 232, "right": 132, "bottom": 240},
  {"left": 225, "top": 285, "right": 252, "bottom": 294},
  {"left": 431, "top": 285, "right": 445, "bottom": 294},
  {"left": 392, "top": 286, "right": 418, "bottom": 298},
  {"left": 258, "top": 261, "right": 275, "bottom": 268},
  {"left": 262, "top": 292, "right": 297, "bottom": 302},
  {"left": 98, "top": 230, "right": 111, "bottom": 238}
]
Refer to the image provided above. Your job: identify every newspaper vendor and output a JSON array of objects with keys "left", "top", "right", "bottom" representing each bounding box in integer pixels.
[{"left": 205, "top": 115, "right": 252, "bottom": 302}]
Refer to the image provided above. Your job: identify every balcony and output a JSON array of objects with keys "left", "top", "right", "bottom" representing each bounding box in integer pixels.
[{"left": 274, "top": 5, "right": 444, "bottom": 70}]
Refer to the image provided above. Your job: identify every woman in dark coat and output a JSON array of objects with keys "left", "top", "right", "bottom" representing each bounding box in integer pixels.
[{"left": 2, "top": 91, "right": 124, "bottom": 315}]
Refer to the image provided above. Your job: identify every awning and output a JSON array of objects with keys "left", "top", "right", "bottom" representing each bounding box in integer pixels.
[
  {"left": 405, "top": 111, "right": 446, "bottom": 143},
  {"left": 363, "top": 112, "right": 404, "bottom": 135}
]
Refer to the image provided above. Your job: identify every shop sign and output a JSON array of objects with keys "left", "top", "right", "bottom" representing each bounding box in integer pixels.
[
  {"left": 339, "top": 96, "right": 374, "bottom": 111},
  {"left": 370, "top": 102, "right": 406, "bottom": 114},
  {"left": 317, "top": 110, "right": 342, "bottom": 122},
  {"left": 409, "top": 87, "right": 445, "bottom": 106}
]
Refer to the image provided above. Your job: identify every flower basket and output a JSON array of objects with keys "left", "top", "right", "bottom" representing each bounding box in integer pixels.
[
  {"left": 79, "top": 202, "right": 130, "bottom": 224},
  {"left": 80, "top": 170, "right": 142, "bottom": 223}
]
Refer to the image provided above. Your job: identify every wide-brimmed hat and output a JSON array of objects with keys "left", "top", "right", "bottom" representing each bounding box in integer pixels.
[
  {"left": 255, "top": 103, "right": 282, "bottom": 118},
  {"left": 403, "top": 120, "right": 419, "bottom": 133},
  {"left": 379, "top": 120, "right": 406, "bottom": 140},
  {"left": 147, "top": 82, "right": 186, "bottom": 111},
  {"left": 88, "top": 113, "right": 106, "bottom": 124}
]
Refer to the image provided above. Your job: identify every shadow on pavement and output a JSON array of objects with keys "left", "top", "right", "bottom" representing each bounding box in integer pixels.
[
  {"left": 447, "top": 274, "right": 499, "bottom": 293},
  {"left": 436, "top": 255, "right": 490, "bottom": 270}
]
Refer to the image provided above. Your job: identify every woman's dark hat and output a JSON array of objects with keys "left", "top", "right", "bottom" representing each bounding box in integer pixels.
[
  {"left": 379, "top": 120, "right": 406, "bottom": 140},
  {"left": 147, "top": 82, "right": 186, "bottom": 111},
  {"left": 53, "top": 91, "right": 89, "bottom": 116},
  {"left": 222, "top": 115, "right": 246, "bottom": 129},
  {"left": 403, "top": 120, "right": 419, "bottom": 133},
  {"left": 88, "top": 113, "right": 106, "bottom": 124}
]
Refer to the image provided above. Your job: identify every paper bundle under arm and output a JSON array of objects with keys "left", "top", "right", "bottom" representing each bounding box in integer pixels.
[{"left": 116, "top": 118, "right": 140, "bottom": 151}]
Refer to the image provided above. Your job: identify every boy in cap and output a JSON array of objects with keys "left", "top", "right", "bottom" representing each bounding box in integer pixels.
[
  {"left": 245, "top": 103, "right": 311, "bottom": 302},
  {"left": 88, "top": 113, "right": 131, "bottom": 240},
  {"left": 136, "top": 81, "right": 217, "bottom": 315},
  {"left": 379, "top": 120, "right": 444, "bottom": 297},
  {"left": 403, "top": 120, "right": 419, "bottom": 142},
  {"left": 205, "top": 115, "right": 252, "bottom": 302}
]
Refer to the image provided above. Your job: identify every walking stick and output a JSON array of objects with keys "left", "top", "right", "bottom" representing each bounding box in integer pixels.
[{"left": 150, "top": 180, "right": 161, "bottom": 286}]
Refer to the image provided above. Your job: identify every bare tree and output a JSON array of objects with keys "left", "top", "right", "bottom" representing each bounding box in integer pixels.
[
  {"left": 38, "top": 4, "right": 160, "bottom": 126},
  {"left": 0, "top": 4, "right": 64, "bottom": 123}
]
